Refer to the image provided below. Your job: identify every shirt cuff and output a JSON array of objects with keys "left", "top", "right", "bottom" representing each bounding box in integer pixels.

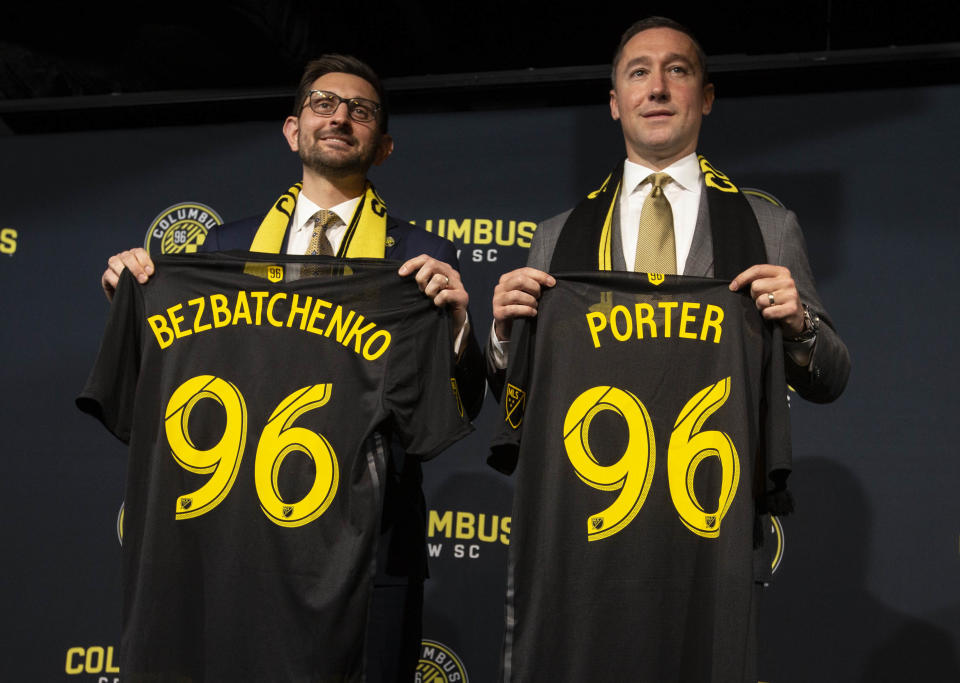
[
  {"left": 784, "top": 336, "right": 815, "bottom": 368},
  {"left": 453, "top": 319, "right": 470, "bottom": 359},
  {"left": 487, "top": 320, "right": 510, "bottom": 371}
]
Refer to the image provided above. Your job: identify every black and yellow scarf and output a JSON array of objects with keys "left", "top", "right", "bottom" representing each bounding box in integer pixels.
[
  {"left": 248, "top": 181, "right": 389, "bottom": 258},
  {"left": 549, "top": 155, "right": 765, "bottom": 278}
]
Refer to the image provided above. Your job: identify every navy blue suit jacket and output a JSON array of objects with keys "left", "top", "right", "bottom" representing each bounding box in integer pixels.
[{"left": 201, "top": 211, "right": 484, "bottom": 582}]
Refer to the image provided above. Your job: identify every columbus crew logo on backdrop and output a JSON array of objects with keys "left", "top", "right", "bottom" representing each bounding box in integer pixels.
[
  {"left": 417, "top": 639, "right": 469, "bottom": 682},
  {"left": 144, "top": 202, "right": 223, "bottom": 255}
]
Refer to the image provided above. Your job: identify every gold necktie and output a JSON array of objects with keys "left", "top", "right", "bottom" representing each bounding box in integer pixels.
[
  {"left": 633, "top": 172, "right": 676, "bottom": 274},
  {"left": 307, "top": 209, "right": 340, "bottom": 257}
]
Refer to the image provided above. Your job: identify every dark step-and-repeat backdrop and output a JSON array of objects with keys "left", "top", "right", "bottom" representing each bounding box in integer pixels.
[{"left": 2, "top": 84, "right": 958, "bottom": 682}]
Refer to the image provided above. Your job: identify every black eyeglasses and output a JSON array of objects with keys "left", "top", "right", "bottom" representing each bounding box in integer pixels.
[{"left": 303, "top": 90, "right": 381, "bottom": 123}]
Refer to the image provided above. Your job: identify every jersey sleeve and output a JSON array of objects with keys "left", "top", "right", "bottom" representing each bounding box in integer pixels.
[
  {"left": 75, "top": 270, "right": 144, "bottom": 444},
  {"left": 384, "top": 304, "right": 473, "bottom": 461},
  {"left": 487, "top": 316, "right": 537, "bottom": 475}
]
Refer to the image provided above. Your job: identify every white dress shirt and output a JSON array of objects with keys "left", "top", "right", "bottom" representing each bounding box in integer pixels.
[
  {"left": 286, "top": 193, "right": 361, "bottom": 255},
  {"left": 489, "top": 152, "right": 813, "bottom": 369},
  {"left": 620, "top": 153, "right": 702, "bottom": 274},
  {"left": 287, "top": 191, "right": 469, "bottom": 354},
  {"left": 489, "top": 153, "right": 704, "bottom": 370}
]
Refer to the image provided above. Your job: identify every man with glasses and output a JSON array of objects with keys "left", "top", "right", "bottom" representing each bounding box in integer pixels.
[{"left": 100, "top": 54, "right": 484, "bottom": 682}]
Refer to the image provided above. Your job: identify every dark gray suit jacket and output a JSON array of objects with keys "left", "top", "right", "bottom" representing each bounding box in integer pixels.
[{"left": 499, "top": 180, "right": 850, "bottom": 403}]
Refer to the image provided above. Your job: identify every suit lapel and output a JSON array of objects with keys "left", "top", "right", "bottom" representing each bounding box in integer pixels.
[
  {"left": 683, "top": 180, "right": 714, "bottom": 277},
  {"left": 281, "top": 210, "right": 295, "bottom": 255},
  {"left": 610, "top": 199, "right": 628, "bottom": 271},
  {"left": 384, "top": 216, "right": 400, "bottom": 260}
]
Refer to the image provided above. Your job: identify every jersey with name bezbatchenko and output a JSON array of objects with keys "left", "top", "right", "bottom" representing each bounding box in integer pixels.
[
  {"left": 78, "top": 252, "right": 471, "bottom": 682},
  {"left": 490, "top": 271, "right": 790, "bottom": 683}
]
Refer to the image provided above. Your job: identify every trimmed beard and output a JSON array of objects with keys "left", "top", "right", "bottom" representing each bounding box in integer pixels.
[{"left": 298, "top": 131, "right": 379, "bottom": 178}]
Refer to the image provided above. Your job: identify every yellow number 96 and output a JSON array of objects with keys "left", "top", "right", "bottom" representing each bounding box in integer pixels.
[
  {"left": 562, "top": 378, "right": 740, "bottom": 541},
  {"left": 255, "top": 385, "right": 339, "bottom": 528},
  {"left": 164, "top": 377, "right": 339, "bottom": 528},
  {"left": 563, "top": 386, "right": 656, "bottom": 541},
  {"left": 165, "top": 376, "right": 247, "bottom": 520},
  {"left": 667, "top": 378, "right": 739, "bottom": 538}
]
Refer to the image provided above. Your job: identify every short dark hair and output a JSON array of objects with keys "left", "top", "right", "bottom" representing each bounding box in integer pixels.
[
  {"left": 293, "top": 54, "right": 389, "bottom": 132},
  {"left": 611, "top": 17, "right": 709, "bottom": 87}
]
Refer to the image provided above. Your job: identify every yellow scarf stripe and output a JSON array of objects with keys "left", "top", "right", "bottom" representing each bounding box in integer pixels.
[
  {"left": 597, "top": 180, "right": 621, "bottom": 271},
  {"left": 244, "top": 182, "right": 387, "bottom": 278},
  {"left": 338, "top": 183, "right": 387, "bottom": 259},
  {"left": 249, "top": 183, "right": 301, "bottom": 254}
]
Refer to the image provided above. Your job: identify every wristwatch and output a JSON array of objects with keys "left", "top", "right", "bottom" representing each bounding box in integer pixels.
[{"left": 786, "top": 304, "right": 819, "bottom": 343}]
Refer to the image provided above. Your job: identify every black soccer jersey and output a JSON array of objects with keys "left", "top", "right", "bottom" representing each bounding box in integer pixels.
[
  {"left": 491, "top": 272, "right": 790, "bottom": 683},
  {"left": 78, "top": 252, "right": 472, "bottom": 682}
]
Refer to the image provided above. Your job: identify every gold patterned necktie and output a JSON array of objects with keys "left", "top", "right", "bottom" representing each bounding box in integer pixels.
[
  {"left": 633, "top": 172, "right": 677, "bottom": 274},
  {"left": 307, "top": 209, "right": 340, "bottom": 257}
]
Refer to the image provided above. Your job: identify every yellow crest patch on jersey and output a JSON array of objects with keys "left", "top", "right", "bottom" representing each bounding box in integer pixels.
[
  {"left": 505, "top": 383, "right": 526, "bottom": 429},
  {"left": 450, "top": 378, "right": 464, "bottom": 418},
  {"left": 267, "top": 265, "right": 284, "bottom": 283},
  {"left": 647, "top": 273, "right": 666, "bottom": 285}
]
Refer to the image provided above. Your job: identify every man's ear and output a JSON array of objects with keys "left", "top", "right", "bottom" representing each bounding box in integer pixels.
[
  {"left": 609, "top": 89, "right": 621, "bottom": 121},
  {"left": 282, "top": 116, "right": 301, "bottom": 152},
  {"left": 373, "top": 133, "right": 394, "bottom": 166},
  {"left": 702, "top": 83, "right": 715, "bottom": 116}
]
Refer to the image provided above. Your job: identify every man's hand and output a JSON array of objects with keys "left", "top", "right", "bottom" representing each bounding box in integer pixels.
[
  {"left": 398, "top": 255, "right": 469, "bottom": 334},
  {"left": 729, "top": 264, "right": 805, "bottom": 337},
  {"left": 101, "top": 247, "right": 155, "bottom": 301},
  {"left": 492, "top": 267, "right": 556, "bottom": 343}
]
